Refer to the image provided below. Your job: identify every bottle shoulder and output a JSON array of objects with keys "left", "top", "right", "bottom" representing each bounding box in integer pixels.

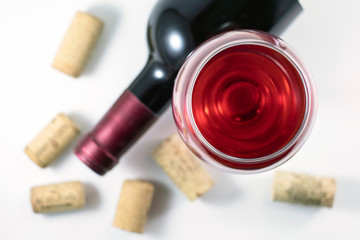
[{"left": 147, "top": 9, "right": 195, "bottom": 69}]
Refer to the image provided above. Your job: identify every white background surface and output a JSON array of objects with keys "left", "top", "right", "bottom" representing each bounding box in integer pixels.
[{"left": 0, "top": 0, "right": 360, "bottom": 239}]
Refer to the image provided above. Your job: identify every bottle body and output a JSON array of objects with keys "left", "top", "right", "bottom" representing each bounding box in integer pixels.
[{"left": 75, "top": 0, "right": 302, "bottom": 175}]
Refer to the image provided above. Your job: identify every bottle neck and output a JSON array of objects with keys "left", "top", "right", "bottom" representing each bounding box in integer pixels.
[{"left": 128, "top": 57, "right": 176, "bottom": 114}]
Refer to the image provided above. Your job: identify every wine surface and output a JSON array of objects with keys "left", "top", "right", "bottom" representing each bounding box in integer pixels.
[{"left": 191, "top": 44, "right": 307, "bottom": 159}]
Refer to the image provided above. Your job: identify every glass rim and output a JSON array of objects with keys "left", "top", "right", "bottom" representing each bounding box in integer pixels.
[{"left": 173, "top": 30, "right": 317, "bottom": 173}]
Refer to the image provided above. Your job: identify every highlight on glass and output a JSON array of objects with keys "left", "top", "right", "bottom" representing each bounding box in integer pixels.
[{"left": 172, "top": 30, "right": 316, "bottom": 174}]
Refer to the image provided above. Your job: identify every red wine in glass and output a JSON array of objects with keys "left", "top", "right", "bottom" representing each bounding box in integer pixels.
[{"left": 173, "top": 30, "right": 316, "bottom": 173}]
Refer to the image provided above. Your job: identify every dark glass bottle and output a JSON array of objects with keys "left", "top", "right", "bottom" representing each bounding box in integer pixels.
[{"left": 75, "top": 0, "right": 302, "bottom": 175}]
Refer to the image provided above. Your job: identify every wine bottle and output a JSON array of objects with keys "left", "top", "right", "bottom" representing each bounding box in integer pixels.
[{"left": 75, "top": 0, "right": 302, "bottom": 175}]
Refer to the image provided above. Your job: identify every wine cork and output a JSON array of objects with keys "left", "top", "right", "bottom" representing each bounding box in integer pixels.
[
  {"left": 25, "top": 113, "right": 80, "bottom": 168},
  {"left": 272, "top": 170, "right": 336, "bottom": 207},
  {"left": 31, "top": 181, "right": 85, "bottom": 213},
  {"left": 152, "top": 134, "right": 214, "bottom": 201},
  {"left": 52, "top": 11, "right": 104, "bottom": 77},
  {"left": 113, "top": 180, "right": 155, "bottom": 233}
]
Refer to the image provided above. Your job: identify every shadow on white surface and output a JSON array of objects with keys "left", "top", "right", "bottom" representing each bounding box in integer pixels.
[
  {"left": 146, "top": 180, "right": 172, "bottom": 235},
  {"left": 123, "top": 144, "right": 158, "bottom": 170},
  {"left": 333, "top": 178, "right": 360, "bottom": 211},
  {"left": 266, "top": 201, "right": 320, "bottom": 222},
  {"left": 42, "top": 209, "right": 85, "bottom": 218},
  {"left": 84, "top": 183, "right": 101, "bottom": 211},
  {"left": 83, "top": 4, "right": 122, "bottom": 76},
  {"left": 69, "top": 112, "right": 93, "bottom": 134},
  {"left": 201, "top": 171, "right": 243, "bottom": 204}
]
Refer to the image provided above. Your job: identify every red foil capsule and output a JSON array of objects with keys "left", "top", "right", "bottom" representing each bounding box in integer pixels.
[{"left": 75, "top": 90, "right": 156, "bottom": 175}]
